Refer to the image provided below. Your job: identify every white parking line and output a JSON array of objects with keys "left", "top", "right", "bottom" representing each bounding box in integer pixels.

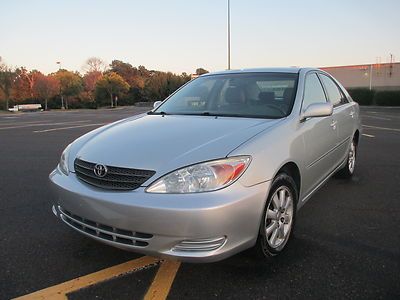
[
  {"left": 362, "top": 133, "right": 375, "bottom": 138},
  {"left": 0, "top": 120, "right": 55, "bottom": 126},
  {"left": 362, "top": 125, "right": 400, "bottom": 132},
  {"left": 0, "top": 121, "right": 88, "bottom": 130},
  {"left": 363, "top": 115, "right": 391, "bottom": 121},
  {"left": 33, "top": 123, "right": 106, "bottom": 133}
]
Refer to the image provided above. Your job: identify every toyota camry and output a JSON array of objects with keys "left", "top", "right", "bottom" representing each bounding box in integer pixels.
[{"left": 49, "top": 68, "right": 361, "bottom": 262}]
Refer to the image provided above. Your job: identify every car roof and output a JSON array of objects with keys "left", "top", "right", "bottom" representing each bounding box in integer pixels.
[{"left": 202, "top": 67, "right": 317, "bottom": 76}]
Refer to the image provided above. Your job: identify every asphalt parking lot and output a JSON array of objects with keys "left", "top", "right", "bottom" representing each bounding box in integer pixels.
[{"left": 1, "top": 106, "right": 399, "bottom": 299}]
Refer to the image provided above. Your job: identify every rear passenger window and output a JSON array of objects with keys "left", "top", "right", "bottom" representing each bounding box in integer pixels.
[
  {"left": 319, "top": 74, "right": 345, "bottom": 107},
  {"left": 303, "top": 73, "right": 327, "bottom": 109}
]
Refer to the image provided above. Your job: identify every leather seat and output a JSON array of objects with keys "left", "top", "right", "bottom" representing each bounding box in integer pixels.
[
  {"left": 258, "top": 91, "right": 275, "bottom": 104},
  {"left": 224, "top": 87, "right": 247, "bottom": 112},
  {"left": 225, "top": 86, "right": 246, "bottom": 104},
  {"left": 283, "top": 88, "right": 294, "bottom": 106}
]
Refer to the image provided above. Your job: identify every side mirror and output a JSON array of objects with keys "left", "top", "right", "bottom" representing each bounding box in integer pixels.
[
  {"left": 153, "top": 101, "right": 162, "bottom": 109},
  {"left": 301, "top": 102, "right": 333, "bottom": 121}
]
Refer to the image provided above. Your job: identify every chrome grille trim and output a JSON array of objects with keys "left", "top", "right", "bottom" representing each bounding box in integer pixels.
[
  {"left": 58, "top": 206, "right": 153, "bottom": 247},
  {"left": 74, "top": 158, "right": 155, "bottom": 190},
  {"left": 173, "top": 237, "right": 227, "bottom": 252}
]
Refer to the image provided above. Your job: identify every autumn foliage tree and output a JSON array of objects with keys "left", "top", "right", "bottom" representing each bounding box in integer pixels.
[
  {"left": 96, "top": 72, "right": 129, "bottom": 107},
  {"left": 109, "top": 60, "right": 146, "bottom": 90},
  {"left": 143, "top": 71, "right": 190, "bottom": 101},
  {"left": 12, "top": 73, "right": 31, "bottom": 102},
  {"left": 195, "top": 68, "right": 209, "bottom": 75},
  {"left": 13, "top": 67, "right": 37, "bottom": 100},
  {"left": 83, "top": 71, "right": 103, "bottom": 103},
  {"left": 0, "top": 58, "right": 15, "bottom": 110},
  {"left": 0, "top": 56, "right": 193, "bottom": 110},
  {"left": 83, "top": 57, "right": 106, "bottom": 73},
  {"left": 55, "top": 70, "right": 83, "bottom": 109},
  {"left": 33, "top": 73, "right": 59, "bottom": 110}
]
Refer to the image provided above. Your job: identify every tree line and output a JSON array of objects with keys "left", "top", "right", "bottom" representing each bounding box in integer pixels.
[{"left": 0, "top": 56, "right": 209, "bottom": 110}]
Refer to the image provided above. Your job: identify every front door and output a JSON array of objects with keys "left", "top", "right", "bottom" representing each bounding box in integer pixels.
[
  {"left": 299, "top": 73, "right": 339, "bottom": 198},
  {"left": 319, "top": 73, "right": 355, "bottom": 163}
]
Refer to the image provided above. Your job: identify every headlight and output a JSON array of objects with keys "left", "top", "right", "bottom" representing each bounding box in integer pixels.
[
  {"left": 58, "top": 144, "right": 71, "bottom": 175},
  {"left": 146, "top": 156, "right": 251, "bottom": 193}
]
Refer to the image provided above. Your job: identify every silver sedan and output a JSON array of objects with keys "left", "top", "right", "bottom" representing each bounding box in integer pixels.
[{"left": 49, "top": 68, "right": 361, "bottom": 262}]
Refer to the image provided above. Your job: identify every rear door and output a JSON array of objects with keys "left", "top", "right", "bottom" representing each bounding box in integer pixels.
[
  {"left": 318, "top": 73, "right": 355, "bottom": 163},
  {"left": 300, "top": 72, "right": 338, "bottom": 197}
]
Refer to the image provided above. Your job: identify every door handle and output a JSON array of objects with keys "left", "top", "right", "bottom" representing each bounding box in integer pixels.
[
  {"left": 349, "top": 111, "right": 355, "bottom": 118},
  {"left": 330, "top": 120, "right": 337, "bottom": 130}
]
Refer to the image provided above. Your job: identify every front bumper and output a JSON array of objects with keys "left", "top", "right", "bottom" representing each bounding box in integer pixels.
[{"left": 49, "top": 168, "right": 270, "bottom": 262}]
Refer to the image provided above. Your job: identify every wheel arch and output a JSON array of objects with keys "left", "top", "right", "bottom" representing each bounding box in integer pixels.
[
  {"left": 275, "top": 161, "right": 301, "bottom": 198},
  {"left": 354, "top": 129, "right": 360, "bottom": 145}
]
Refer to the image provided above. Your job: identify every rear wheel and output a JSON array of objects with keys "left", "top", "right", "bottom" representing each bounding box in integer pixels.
[
  {"left": 337, "top": 138, "right": 357, "bottom": 178},
  {"left": 257, "top": 173, "right": 297, "bottom": 257}
]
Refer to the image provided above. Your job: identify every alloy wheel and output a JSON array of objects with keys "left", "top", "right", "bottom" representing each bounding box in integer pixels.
[
  {"left": 348, "top": 140, "right": 356, "bottom": 174},
  {"left": 264, "top": 186, "right": 294, "bottom": 249}
]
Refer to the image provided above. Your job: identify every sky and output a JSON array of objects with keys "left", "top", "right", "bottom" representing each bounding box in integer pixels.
[{"left": 1, "top": 0, "right": 399, "bottom": 74}]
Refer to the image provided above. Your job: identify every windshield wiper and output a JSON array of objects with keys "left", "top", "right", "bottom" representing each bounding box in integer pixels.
[
  {"left": 148, "top": 111, "right": 274, "bottom": 118},
  {"left": 178, "top": 111, "right": 224, "bottom": 117},
  {"left": 147, "top": 111, "right": 168, "bottom": 115},
  {"left": 193, "top": 112, "right": 244, "bottom": 117},
  {"left": 179, "top": 112, "right": 279, "bottom": 119}
]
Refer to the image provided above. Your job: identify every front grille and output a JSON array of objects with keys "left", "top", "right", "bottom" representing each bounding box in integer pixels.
[
  {"left": 58, "top": 206, "right": 153, "bottom": 247},
  {"left": 74, "top": 158, "right": 155, "bottom": 190}
]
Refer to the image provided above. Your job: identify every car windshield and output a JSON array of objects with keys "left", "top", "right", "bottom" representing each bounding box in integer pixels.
[{"left": 153, "top": 73, "right": 298, "bottom": 119}]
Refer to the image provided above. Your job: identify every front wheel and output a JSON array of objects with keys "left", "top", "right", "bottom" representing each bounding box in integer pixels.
[{"left": 257, "top": 173, "right": 298, "bottom": 257}]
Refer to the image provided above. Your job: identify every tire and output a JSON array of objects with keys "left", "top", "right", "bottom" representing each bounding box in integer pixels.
[
  {"left": 256, "top": 173, "right": 298, "bottom": 258},
  {"left": 336, "top": 138, "right": 357, "bottom": 179}
]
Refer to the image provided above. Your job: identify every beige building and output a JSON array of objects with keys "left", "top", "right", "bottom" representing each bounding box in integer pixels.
[{"left": 321, "top": 62, "right": 400, "bottom": 91}]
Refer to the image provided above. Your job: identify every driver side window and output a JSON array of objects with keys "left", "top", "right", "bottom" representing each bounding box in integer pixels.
[{"left": 303, "top": 73, "right": 327, "bottom": 110}]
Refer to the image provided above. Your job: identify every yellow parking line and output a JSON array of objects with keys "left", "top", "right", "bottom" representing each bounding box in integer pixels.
[
  {"left": 13, "top": 256, "right": 159, "bottom": 300},
  {"left": 144, "top": 260, "right": 181, "bottom": 300}
]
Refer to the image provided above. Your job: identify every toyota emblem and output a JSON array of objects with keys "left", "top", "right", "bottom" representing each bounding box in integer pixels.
[{"left": 93, "top": 164, "right": 108, "bottom": 177}]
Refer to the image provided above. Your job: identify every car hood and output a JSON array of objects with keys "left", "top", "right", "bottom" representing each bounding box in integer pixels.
[{"left": 75, "top": 114, "right": 281, "bottom": 183}]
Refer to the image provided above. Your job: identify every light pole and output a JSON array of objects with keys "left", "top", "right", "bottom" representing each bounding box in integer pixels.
[
  {"left": 227, "top": 0, "right": 231, "bottom": 70},
  {"left": 56, "top": 61, "right": 65, "bottom": 109},
  {"left": 369, "top": 64, "right": 373, "bottom": 91}
]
